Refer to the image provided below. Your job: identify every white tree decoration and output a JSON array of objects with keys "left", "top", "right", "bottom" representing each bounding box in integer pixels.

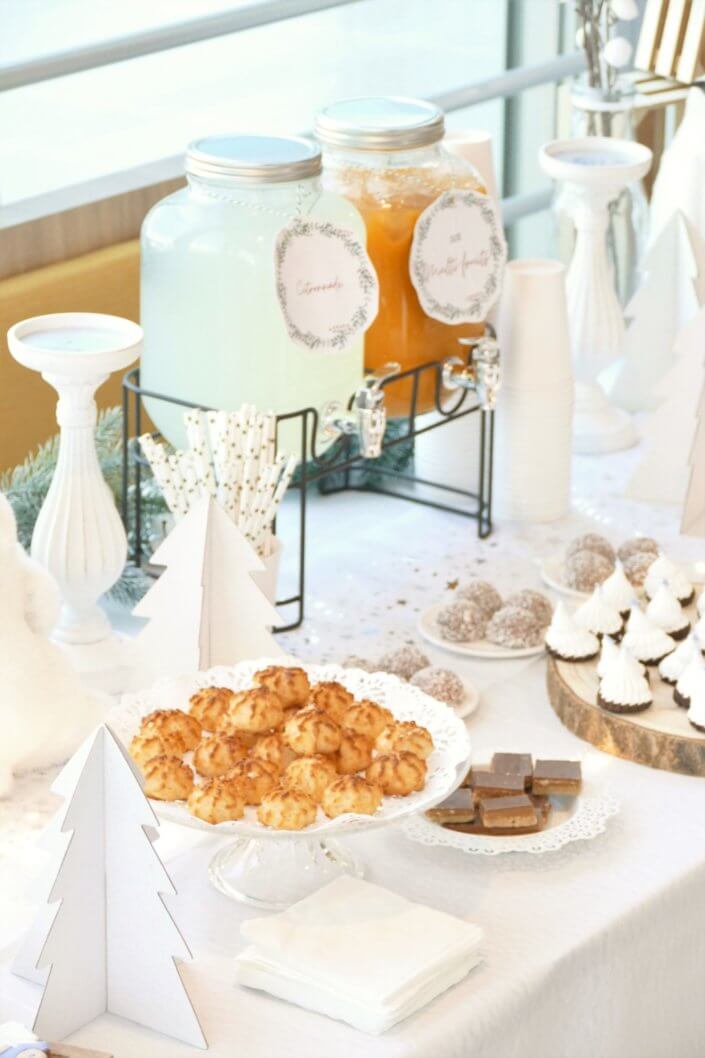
[
  {"left": 609, "top": 211, "right": 703, "bottom": 411},
  {"left": 682, "top": 380, "right": 705, "bottom": 536},
  {"left": 14, "top": 725, "right": 206, "bottom": 1048},
  {"left": 134, "top": 496, "right": 284, "bottom": 678},
  {"left": 627, "top": 305, "right": 705, "bottom": 505}
]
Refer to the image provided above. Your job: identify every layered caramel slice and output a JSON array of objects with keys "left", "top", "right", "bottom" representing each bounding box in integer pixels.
[
  {"left": 470, "top": 769, "right": 527, "bottom": 799},
  {"left": 426, "top": 787, "right": 476, "bottom": 824},
  {"left": 491, "top": 752, "right": 533, "bottom": 789},
  {"left": 478, "top": 794, "right": 538, "bottom": 830},
  {"left": 532, "top": 759, "right": 582, "bottom": 796}
]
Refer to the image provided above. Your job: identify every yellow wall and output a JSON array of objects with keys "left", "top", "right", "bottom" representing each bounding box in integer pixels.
[{"left": 0, "top": 239, "right": 140, "bottom": 470}]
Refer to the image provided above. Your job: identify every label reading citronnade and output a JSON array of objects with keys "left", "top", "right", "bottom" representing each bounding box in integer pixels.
[
  {"left": 275, "top": 219, "right": 379, "bottom": 352},
  {"left": 409, "top": 189, "right": 507, "bottom": 324}
]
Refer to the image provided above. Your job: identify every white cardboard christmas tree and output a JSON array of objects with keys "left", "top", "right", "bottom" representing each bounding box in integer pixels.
[
  {"left": 627, "top": 305, "right": 705, "bottom": 505},
  {"left": 609, "top": 211, "right": 704, "bottom": 412},
  {"left": 681, "top": 380, "right": 705, "bottom": 536},
  {"left": 134, "top": 496, "right": 284, "bottom": 678},
  {"left": 13, "top": 724, "right": 206, "bottom": 1048}
]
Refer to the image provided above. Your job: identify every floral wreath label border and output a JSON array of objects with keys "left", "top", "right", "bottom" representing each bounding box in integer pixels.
[
  {"left": 275, "top": 219, "right": 379, "bottom": 353},
  {"left": 409, "top": 189, "right": 507, "bottom": 324}
]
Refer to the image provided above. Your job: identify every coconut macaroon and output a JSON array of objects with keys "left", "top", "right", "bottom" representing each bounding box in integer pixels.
[
  {"left": 322, "top": 775, "right": 383, "bottom": 818},
  {"left": 376, "top": 721, "right": 434, "bottom": 760}
]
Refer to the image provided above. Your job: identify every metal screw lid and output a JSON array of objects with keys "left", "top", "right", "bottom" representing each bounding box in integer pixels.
[
  {"left": 185, "top": 134, "right": 322, "bottom": 184},
  {"left": 314, "top": 96, "right": 445, "bottom": 151}
]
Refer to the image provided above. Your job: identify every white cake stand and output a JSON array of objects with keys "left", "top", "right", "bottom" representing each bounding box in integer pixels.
[
  {"left": 111, "top": 660, "right": 472, "bottom": 910},
  {"left": 539, "top": 137, "right": 652, "bottom": 454}
]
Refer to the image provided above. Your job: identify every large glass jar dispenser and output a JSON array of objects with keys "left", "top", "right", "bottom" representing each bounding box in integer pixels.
[
  {"left": 315, "top": 97, "right": 487, "bottom": 416},
  {"left": 141, "top": 134, "right": 367, "bottom": 449}
]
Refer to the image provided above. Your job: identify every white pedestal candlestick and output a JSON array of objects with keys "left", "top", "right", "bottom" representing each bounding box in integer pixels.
[
  {"left": 540, "top": 137, "right": 652, "bottom": 454},
  {"left": 7, "top": 313, "right": 142, "bottom": 652}
]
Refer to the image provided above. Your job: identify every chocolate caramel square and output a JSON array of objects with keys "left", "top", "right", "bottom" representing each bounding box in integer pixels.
[
  {"left": 491, "top": 752, "right": 533, "bottom": 789},
  {"left": 532, "top": 759, "right": 582, "bottom": 796},
  {"left": 426, "top": 787, "right": 476, "bottom": 824},
  {"left": 479, "top": 794, "right": 538, "bottom": 829},
  {"left": 470, "top": 769, "right": 526, "bottom": 799}
]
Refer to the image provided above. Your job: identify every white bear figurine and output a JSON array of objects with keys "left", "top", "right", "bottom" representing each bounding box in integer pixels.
[{"left": 0, "top": 493, "right": 102, "bottom": 796}]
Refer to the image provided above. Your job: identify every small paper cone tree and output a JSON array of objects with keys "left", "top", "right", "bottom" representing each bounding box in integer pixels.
[
  {"left": 681, "top": 381, "right": 705, "bottom": 536},
  {"left": 609, "top": 211, "right": 703, "bottom": 412},
  {"left": 16, "top": 725, "right": 206, "bottom": 1047},
  {"left": 627, "top": 305, "right": 705, "bottom": 505},
  {"left": 134, "top": 496, "right": 284, "bottom": 676}
]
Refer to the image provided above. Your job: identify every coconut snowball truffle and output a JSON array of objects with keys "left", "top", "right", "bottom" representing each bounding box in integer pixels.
[
  {"left": 436, "top": 599, "right": 486, "bottom": 643},
  {"left": 564, "top": 550, "right": 614, "bottom": 592},
  {"left": 457, "top": 579, "right": 503, "bottom": 620},
  {"left": 566, "top": 533, "right": 616, "bottom": 564},
  {"left": 487, "top": 605, "right": 543, "bottom": 649},
  {"left": 504, "top": 588, "right": 553, "bottom": 628},
  {"left": 342, "top": 655, "right": 377, "bottom": 673},
  {"left": 377, "top": 644, "right": 430, "bottom": 681},
  {"left": 623, "top": 550, "right": 656, "bottom": 588},
  {"left": 410, "top": 666, "right": 465, "bottom": 707},
  {"left": 617, "top": 537, "right": 659, "bottom": 564}
]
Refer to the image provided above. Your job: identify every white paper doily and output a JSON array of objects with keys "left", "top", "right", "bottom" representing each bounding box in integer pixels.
[
  {"left": 418, "top": 604, "right": 545, "bottom": 659},
  {"left": 403, "top": 788, "right": 619, "bottom": 856},
  {"left": 109, "top": 659, "right": 472, "bottom": 838}
]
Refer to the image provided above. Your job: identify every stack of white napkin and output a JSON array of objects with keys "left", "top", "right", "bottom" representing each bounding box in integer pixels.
[{"left": 235, "top": 876, "right": 483, "bottom": 1034}]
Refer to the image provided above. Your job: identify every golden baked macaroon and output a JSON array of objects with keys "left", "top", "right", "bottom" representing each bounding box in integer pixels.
[
  {"left": 376, "top": 721, "right": 434, "bottom": 761},
  {"left": 342, "top": 699, "right": 394, "bottom": 741},
  {"left": 283, "top": 706, "right": 342, "bottom": 756},
  {"left": 336, "top": 728, "right": 374, "bottom": 775},
  {"left": 254, "top": 665, "right": 310, "bottom": 709},
  {"left": 257, "top": 785, "right": 317, "bottom": 830},
  {"left": 140, "top": 709, "right": 202, "bottom": 750},
  {"left": 284, "top": 755, "right": 338, "bottom": 802},
  {"left": 309, "top": 681, "right": 355, "bottom": 724},
  {"left": 225, "top": 758, "right": 279, "bottom": 804},
  {"left": 188, "top": 686, "right": 234, "bottom": 731},
  {"left": 192, "top": 733, "right": 251, "bottom": 777},
  {"left": 322, "top": 775, "right": 383, "bottom": 819},
  {"left": 187, "top": 778, "right": 245, "bottom": 824},
  {"left": 143, "top": 755, "right": 194, "bottom": 801},
  {"left": 251, "top": 732, "right": 298, "bottom": 774},
  {"left": 213, "top": 711, "right": 258, "bottom": 745},
  {"left": 366, "top": 751, "right": 427, "bottom": 796},
  {"left": 129, "top": 731, "right": 188, "bottom": 771},
  {"left": 225, "top": 688, "right": 284, "bottom": 734}
]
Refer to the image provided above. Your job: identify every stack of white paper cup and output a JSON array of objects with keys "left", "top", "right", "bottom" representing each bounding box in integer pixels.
[{"left": 494, "top": 259, "right": 574, "bottom": 522}]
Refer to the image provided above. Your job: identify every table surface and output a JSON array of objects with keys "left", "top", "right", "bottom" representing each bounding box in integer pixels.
[{"left": 1, "top": 443, "right": 705, "bottom": 1058}]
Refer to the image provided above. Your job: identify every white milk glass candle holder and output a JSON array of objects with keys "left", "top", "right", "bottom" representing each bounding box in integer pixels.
[
  {"left": 141, "top": 135, "right": 368, "bottom": 454},
  {"left": 7, "top": 313, "right": 143, "bottom": 690},
  {"left": 540, "top": 137, "right": 652, "bottom": 454}
]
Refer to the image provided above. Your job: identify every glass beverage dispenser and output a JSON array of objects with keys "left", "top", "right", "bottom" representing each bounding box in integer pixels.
[
  {"left": 315, "top": 97, "right": 487, "bottom": 416},
  {"left": 141, "top": 135, "right": 367, "bottom": 449}
]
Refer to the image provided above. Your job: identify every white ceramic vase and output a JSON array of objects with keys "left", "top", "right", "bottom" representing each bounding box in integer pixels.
[
  {"left": 539, "top": 137, "right": 652, "bottom": 454},
  {"left": 7, "top": 313, "right": 143, "bottom": 648},
  {"left": 494, "top": 259, "right": 574, "bottom": 523}
]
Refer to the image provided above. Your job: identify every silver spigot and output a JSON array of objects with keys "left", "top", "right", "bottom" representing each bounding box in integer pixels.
[
  {"left": 320, "top": 362, "right": 400, "bottom": 459},
  {"left": 443, "top": 333, "right": 501, "bottom": 411}
]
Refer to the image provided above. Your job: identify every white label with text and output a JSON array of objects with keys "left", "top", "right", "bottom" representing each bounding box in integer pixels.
[
  {"left": 409, "top": 189, "right": 507, "bottom": 324},
  {"left": 275, "top": 219, "right": 379, "bottom": 352}
]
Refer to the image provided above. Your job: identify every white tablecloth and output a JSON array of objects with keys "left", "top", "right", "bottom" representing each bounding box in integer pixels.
[{"left": 1, "top": 445, "right": 705, "bottom": 1058}]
